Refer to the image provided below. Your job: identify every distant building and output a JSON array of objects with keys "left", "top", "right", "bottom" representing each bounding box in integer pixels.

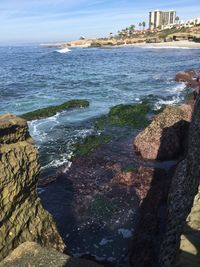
[
  {"left": 184, "top": 18, "right": 200, "bottom": 27},
  {"left": 149, "top": 10, "right": 177, "bottom": 30}
]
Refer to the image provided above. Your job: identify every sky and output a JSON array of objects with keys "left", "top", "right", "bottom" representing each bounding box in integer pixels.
[{"left": 0, "top": 0, "right": 200, "bottom": 44}]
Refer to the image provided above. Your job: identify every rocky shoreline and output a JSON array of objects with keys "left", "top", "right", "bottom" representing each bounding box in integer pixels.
[
  {"left": 39, "top": 70, "right": 199, "bottom": 266},
  {"left": 0, "top": 70, "right": 200, "bottom": 266}
]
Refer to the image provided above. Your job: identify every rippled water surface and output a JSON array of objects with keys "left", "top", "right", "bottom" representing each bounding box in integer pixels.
[{"left": 0, "top": 45, "right": 200, "bottom": 173}]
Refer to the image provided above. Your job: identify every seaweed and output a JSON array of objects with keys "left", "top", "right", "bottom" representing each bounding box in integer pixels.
[{"left": 20, "top": 99, "right": 89, "bottom": 121}]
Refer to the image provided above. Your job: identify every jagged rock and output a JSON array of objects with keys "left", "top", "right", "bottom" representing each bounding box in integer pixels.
[
  {"left": 175, "top": 70, "right": 200, "bottom": 91},
  {"left": 0, "top": 242, "right": 103, "bottom": 267},
  {"left": 176, "top": 186, "right": 200, "bottom": 267},
  {"left": 0, "top": 114, "right": 65, "bottom": 260},
  {"left": 175, "top": 71, "right": 194, "bottom": 82},
  {"left": 134, "top": 104, "right": 193, "bottom": 160},
  {"left": 159, "top": 95, "right": 200, "bottom": 266}
]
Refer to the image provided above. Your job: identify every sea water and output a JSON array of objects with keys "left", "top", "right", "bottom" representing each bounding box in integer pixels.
[{"left": 0, "top": 45, "right": 200, "bottom": 175}]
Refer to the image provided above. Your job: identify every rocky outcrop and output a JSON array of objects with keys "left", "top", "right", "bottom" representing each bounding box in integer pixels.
[
  {"left": 176, "top": 186, "right": 200, "bottom": 267},
  {"left": 0, "top": 114, "right": 65, "bottom": 260},
  {"left": 159, "top": 95, "right": 200, "bottom": 266},
  {"left": 175, "top": 70, "right": 200, "bottom": 90},
  {"left": 134, "top": 104, "right": 193, "bottom": 160},
  {"left": 0, "top": 242, "right": 103, "bottom": 267}
]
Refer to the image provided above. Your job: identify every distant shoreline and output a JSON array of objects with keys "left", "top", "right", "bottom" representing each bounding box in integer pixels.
[{"left": 41, "top": 40, "right": 200, "bottom": 49}]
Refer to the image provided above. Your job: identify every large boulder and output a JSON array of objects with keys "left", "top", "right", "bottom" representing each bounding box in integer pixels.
[
  {"left": 134, "top": 104, "right": 193, "bottom": 160},
  {"left": 159, "top": 94, "right": 200, "bottom": 266},
  {"left": 0, "top": 242, "right": 103, "bottom": 267},
  {"left": 0, "top": 114, "right": 65, "bottom": 260}
]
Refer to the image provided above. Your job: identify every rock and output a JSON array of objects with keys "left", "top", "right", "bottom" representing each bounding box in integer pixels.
[
  {"left": 175, "top": 71, "right": 194, "bottom": 82},
  {"left": 0, "top": 113, "right": 31, "bottom": 144},
  {"left": 20, "top": 99, "right": 89, "bottom": 121},
  {"left": 177, "top": 187, "right": 200, "bottom": 267},
  {"left": 175, "top": 70, "right": 200, "bottom": 93},
  {"left": 0, "top": 114, "right": 65, "bottom": 260},
  {"left": 0, "top": 242, "right": 103, "bottom": 267},
  {"left": 134, "top": 104, "right": 193, "bottom": 160},
  {"left": 159, "top": 94, "right": 200, "bottom": 266}
]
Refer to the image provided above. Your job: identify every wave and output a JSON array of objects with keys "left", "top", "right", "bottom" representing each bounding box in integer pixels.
[
  {"left": 41, "top": 154, "right": 72, "bottom": 171},
  {"left": 56, "top": 47, "right": 71, "bottom": 53}
]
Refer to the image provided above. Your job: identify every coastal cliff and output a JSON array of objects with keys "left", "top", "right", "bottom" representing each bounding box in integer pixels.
[{"left": 0, "top": 114, "right": 65, "bottom": 260}]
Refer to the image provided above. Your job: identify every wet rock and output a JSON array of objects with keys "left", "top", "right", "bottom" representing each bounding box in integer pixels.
[
  {"left": 175, "top": 70, "right": 200, "bottom": 94},
  {"left": 134, "top": 104, "right": 193, "bottom": 160},
  {"left": 0, "top": 114, "right": 65, "bottom": 260},
  {"left": 20, "top": 99, "right": 89, "bottom": 121},
  {"left": 175, "top": 71, "right": 194, "bottom": 83}
]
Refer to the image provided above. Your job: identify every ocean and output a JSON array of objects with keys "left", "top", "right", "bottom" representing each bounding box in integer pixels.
[{"left": 0, "top": 45, "right": 200, "bottom": 176}]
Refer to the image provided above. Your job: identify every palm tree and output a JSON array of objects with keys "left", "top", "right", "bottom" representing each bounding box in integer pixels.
[
  {"left": 130, "top": 24, "right": 135, "bottom": 30},
  {"left": 139, "top": 22, "right": 142, "bottom": 30},
  {"left": 142, "top": 21, "right": 146, "bottom": 30},
  {"left": 175, "top": 16, "right": 179, "bottom": 24}
]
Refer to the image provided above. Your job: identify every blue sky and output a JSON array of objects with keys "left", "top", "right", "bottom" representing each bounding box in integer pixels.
[{"left": 0, "top": 0, "right": 200, "bottom": 43}]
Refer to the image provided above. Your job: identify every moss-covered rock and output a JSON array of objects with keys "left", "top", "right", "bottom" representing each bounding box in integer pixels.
[
  {"left": 122, "top": 165, "right": 138, "bottom": 173},
  {"left": 108, "top": 103, "right": 150, "bottom": 127},
  {"left": 20, "top": 99, "right": 89, "bottom": 121},
  {"left": 95, "top": 102, "right": 150, "bottom": 129},
  {"left": 73, "top": 134, "right": 111, "bottom": 157},
  {"left": 0, "top": 114, "right": 65, "bottom": 261}
]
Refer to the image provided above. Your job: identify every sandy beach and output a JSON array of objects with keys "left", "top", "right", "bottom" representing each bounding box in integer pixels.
[{"left": 131, "top": 40, "right": 200, "bottom": 48}]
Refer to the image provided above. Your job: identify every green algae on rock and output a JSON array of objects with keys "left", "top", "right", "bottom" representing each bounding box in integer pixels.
[
  {"left": 122, "top": 165, "right": 138, "bottom": 173},
  {"left": 20, "top": 99, "right": 89, "bottom": 121},
  {"left": 0, "top": 114, "right": 65, "bottom": 261},
  {"left": 73, "top": 134, "right": 111, "bottom": 157},
  {"left": 95, "top": 102, "right": 150, "bottom": 129}
]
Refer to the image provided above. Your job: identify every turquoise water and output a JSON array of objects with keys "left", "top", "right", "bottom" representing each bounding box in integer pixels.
[{"left": 0, "top": 45, "right": 200, "bottom": 174}]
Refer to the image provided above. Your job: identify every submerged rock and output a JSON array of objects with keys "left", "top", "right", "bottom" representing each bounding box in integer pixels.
[
  {"left": 134, "top": 104, "right": 193, "bottom": 160},
  {"left": 0, "top": 114, "right": 64, "bottom": 260}
]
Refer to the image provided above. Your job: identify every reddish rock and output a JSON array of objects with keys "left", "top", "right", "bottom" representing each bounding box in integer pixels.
[
  {"left": 175, "top": 71, "right": 194, "bottom": 82},
  {"left": 134, "top": 104, "right": 193, "bottom": 160}
]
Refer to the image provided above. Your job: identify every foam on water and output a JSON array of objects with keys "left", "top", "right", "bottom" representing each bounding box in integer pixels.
[{"left": 56, "top": 47, "right": 71, "bottom": 53}]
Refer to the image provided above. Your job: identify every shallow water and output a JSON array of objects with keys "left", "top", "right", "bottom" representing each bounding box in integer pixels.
[{"left": 0, "top": 45, "right": 200, "bottom": 174}]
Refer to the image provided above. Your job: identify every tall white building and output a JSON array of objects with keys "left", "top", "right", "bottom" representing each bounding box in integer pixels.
[{"left": 149, "top": 10, "right": 177, "bottom": 30}]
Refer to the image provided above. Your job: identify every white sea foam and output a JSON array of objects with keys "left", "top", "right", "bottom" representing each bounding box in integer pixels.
[
  {"left": 99, "top": 238, "right": 113, "bottom": 246},
  {"left": 56, "top": 47, "right": 71, "bottom": 53},
  {"left": 118, "top": 228, "right": 132, "bottom": 239},
  {"left": 41, "top": 155, "right": 72, "bottom": 170}
]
